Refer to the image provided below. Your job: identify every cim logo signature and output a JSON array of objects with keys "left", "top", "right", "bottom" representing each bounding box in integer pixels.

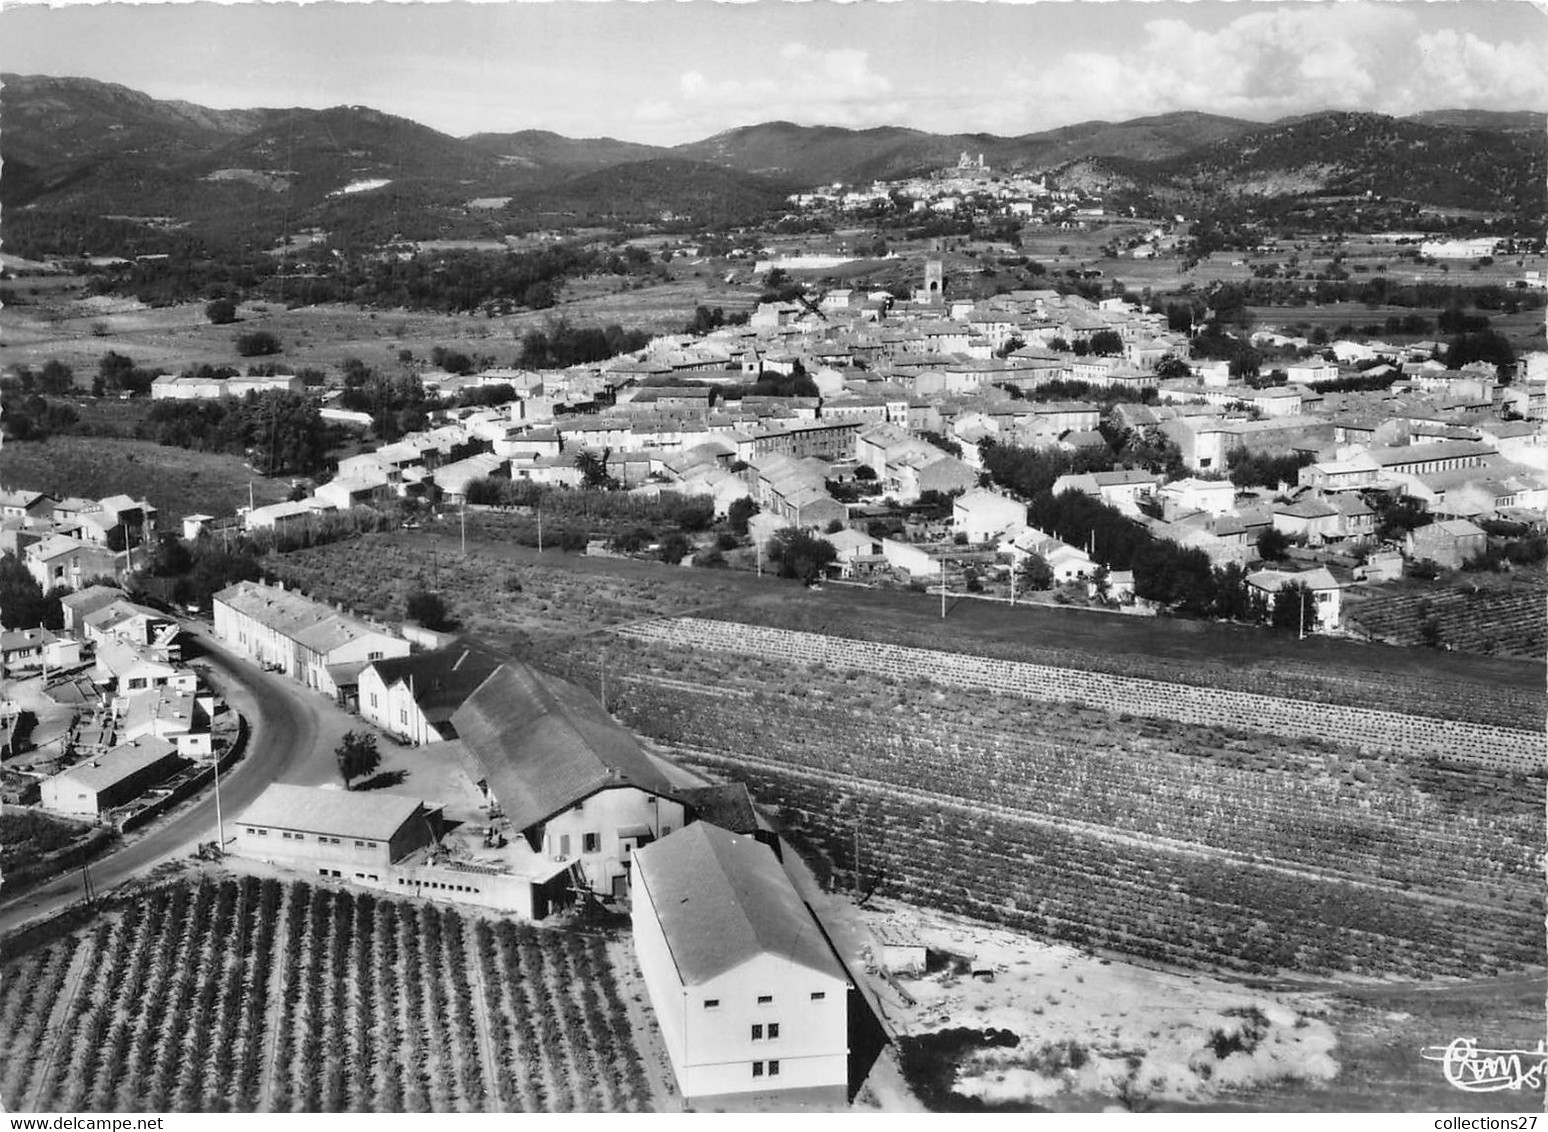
[{"left": 1421, "top": 1038, "right": 1548, "bottom": 1093}]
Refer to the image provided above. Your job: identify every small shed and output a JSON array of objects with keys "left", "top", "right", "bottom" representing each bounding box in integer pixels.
[{"left": 874, "top": 923, "right": 929, "bottom": 975}]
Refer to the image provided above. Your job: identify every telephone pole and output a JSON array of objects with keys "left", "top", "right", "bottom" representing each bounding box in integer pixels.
[{"left": 212, "top": 747, "right": 226, "bottom": 854}]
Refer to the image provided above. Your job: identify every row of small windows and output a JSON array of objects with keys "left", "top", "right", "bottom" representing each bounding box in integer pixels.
[
  {"left": 751, "top": 1061, "right": 780, "bottom": 1079},
  {"left": 397, "top": 878, "right": 482, "bottom": 894},
  {"left": 245, "top": 826, "right": 375, "bottom": 848},
  {"left": 704, "top": 992, "right": 824, "bottom": 1010}
]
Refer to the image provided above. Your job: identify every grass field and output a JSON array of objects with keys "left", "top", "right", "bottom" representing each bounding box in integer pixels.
[
  {"left": 0, "top": 269, "right": 763, "bottom": 379},
  {"left": 0, "top": 808, "right": 95, "bottom": 872},
  {"left": 272, "top": 527, "right": 1545, "bottom": 723},
  {"left": 0, "top": 435, "right": 291, "bottom": 522},
  {"left": 0, "top": 873, "right": 655, "bottom": 1113}
]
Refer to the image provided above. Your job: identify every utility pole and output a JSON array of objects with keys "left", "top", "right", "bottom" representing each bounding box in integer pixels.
[
  {"left": 249, "top": 480, "right": 255, "bottom": 514},
  {"left": 460, "top": 501, "right": 466, "bottom": 557},
  {"left": 212, "top": 746, "right": 226, "bottom": 854},
  {"left": 1010, "top": 558, "right": 1017, "bottom": 607},
  {"left": 599, "top": 647, "right": 607, "bottom": 713},
  {"left": 537, "top": 507, "right": 543, "bottom": 554},
  {"left": 1299, "top": 587, "right": 1307, "bottom": 642},
  {"left": 940, "top": 558, "right": 946, "bottom": 619}
]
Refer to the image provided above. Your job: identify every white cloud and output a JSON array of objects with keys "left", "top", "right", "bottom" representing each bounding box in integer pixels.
[
  {"left": 635, "top": 7, "right": 1547, "bottom": 142},
  {"left": 665, "top": 42, "right": 904, "bottom": 132},
  {"left": 1410, "top": 29, "right": 1548, "bottom": 108},
  {"left": 963, "top": 6, "right": 1545, "bottom": 135}
]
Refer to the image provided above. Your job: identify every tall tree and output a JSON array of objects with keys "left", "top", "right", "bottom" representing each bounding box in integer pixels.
[{"left": 335, "top": 730, "right": 382, "bottom": 790}]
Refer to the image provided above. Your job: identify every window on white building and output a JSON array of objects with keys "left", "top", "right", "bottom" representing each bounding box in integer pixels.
[
  {"left": 768, "top": 1023, "right": 780, "bottom": 1040},
  {"left": 810, "top": 991, "right": 825, "bottom": 1001},
  {"left": 751, "top": 1024, "right": 763, "bottom": 1041},
  {"left": 583, "top": 832, "right": 600, "bottom": 854},
  {"left": 768, "top": 1060, "right": 780, "bottom": 1077},
  {"left": 751, "top": 1062, "right": 764, "bottom": 1078},
  {"left": 757, "top": 995, "right": 773, "bottom": 1005},
  {"left": 703, "top": 999, "right": 720, "bottom": 1010}
]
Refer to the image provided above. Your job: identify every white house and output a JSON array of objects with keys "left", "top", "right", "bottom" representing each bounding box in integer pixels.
[
  {"left": 1245, "top": 566, "right": 1344, "bottom": 632},
  {"left": 357, "top": 640, "right": 506, "bottom": 746},
  {"left": 632, "top": 823, "right": 851, "bottom": 1106},
  {"left": 1158, "top": 477, "right": 1237, "bottom": 518},
  {"left": 1050, "top": 469, "right": 1159, "bottom": 511},
  {"left": 952, "top": 490, "right": 1027, "bottom": 544}
]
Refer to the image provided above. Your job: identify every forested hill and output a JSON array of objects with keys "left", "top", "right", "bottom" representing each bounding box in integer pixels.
[{"left": 3, "top": 73, "right": 1543, "bottom": 258}]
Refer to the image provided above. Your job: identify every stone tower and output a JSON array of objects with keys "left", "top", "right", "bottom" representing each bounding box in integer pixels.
[{"left": 922, "top": 259, "right": 943, "bottom": 303}]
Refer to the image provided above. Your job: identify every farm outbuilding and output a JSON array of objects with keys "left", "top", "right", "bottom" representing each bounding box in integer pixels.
[
  {"left": 873, "top": 924, "right": 928, "bottom": 975},
  {"left": 451, "top": 661, "right": 687, "bottom": 903},
  {"left": 40, "top": 737, "right": 182, "bottom": 818},
  {"left": 234, "top": 783, "right": 438, "bottom": 872}
]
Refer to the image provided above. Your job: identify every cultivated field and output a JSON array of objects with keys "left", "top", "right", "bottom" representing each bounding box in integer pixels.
[
  {"left": 532, "top": 625, "right": 1543, "bottom": 982},
  {"left": 0, "top": 435, "right": 291, "bottom": 524},
  {"left": 1346, "top": 580, "right": 1548, "bottom": 658},
  {"left": 0, "top": 874, "right": 654, "bottom": 1113}
]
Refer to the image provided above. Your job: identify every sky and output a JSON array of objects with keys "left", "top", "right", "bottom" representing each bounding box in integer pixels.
[{"left": 2, "top": 0, "right": 1545, "bottom": 145}]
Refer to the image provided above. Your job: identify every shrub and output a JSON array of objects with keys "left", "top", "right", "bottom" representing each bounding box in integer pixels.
[
  {"left": 235, "top": 330, "right": 281, "bottom": 357},
  {"left": 404, "top": 588, "right": 452, "bottom": 630}
]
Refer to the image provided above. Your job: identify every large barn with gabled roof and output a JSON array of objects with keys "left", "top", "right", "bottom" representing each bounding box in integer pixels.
[
  {"left": 451, "top": 660, "right": 687, "bottom": 902},
  {"left": 631, "top": 822, "right": 851, "bottom": 1105}
]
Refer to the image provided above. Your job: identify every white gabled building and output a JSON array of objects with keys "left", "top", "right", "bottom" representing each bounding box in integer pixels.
[
  {"left": 357, "top": 639, "right": 506, "bottom": 746},
  {"left": 632, "top": 823, "right": 851, "bottom": 1107},
  {"left": 1245, "top": 566, "right": 1345, "bottom": 632},
  {"left": 451, "top": 662, "right": 688, "bottom": 904},
  {"left": 952, "top": 489, "right": 1027, "bottom": 544}
]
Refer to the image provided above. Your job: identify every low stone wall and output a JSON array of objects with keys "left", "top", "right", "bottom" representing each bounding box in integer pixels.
[{"left": 617, "top": 618, "right": 1543, "bottom": 774}]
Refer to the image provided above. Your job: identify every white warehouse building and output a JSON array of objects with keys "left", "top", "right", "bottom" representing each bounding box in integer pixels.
[{"left": 632, "top": 823, "right": 851, "bottom": 1107}]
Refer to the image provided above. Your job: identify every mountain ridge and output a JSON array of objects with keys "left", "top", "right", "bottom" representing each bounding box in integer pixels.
[{"left": 2, "top": 74, "right": 1543, "bottom": 257}]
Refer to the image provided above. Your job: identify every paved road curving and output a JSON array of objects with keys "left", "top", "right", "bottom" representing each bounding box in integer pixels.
[{"left": 0, "top": 625, "right": 327, "bottom": 937}]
